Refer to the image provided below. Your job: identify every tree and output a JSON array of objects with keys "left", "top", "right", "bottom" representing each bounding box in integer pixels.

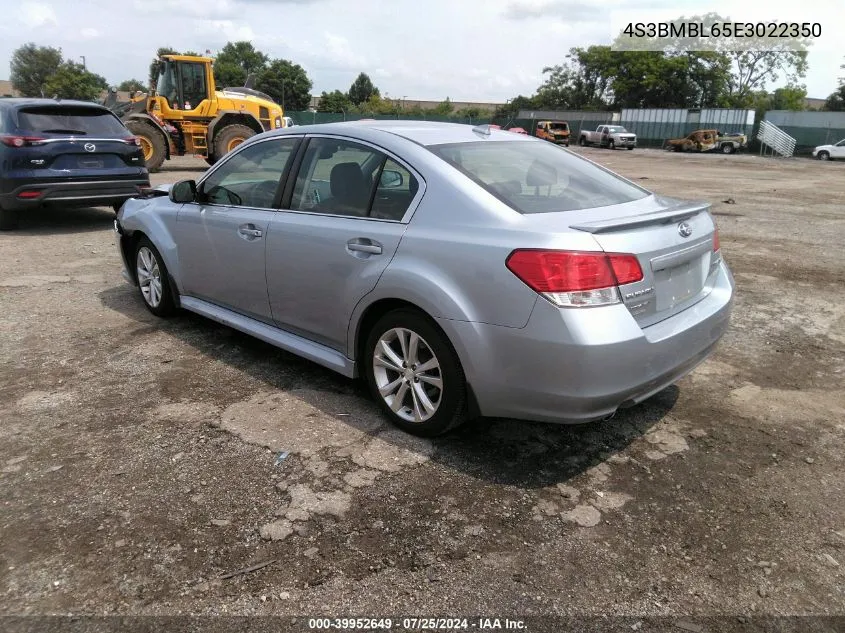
[
  {"left": 432, "top": 97, "right": 454, "bottom": 115},
  {"left": 725, "top": 48, "right": 808, "bottom": 107},
  {"left": 769, "top": 84, "right": 807, "bottom": 111},
  {"left": 825, "top": 86, "right": 845, "bottom": 111},
  {"left": 317, "top": 90, "right": 351, "bottom": 113},
  {"left": 213, "top": 41, "right": 269, "bottom": 88},
  {"left": 348, "top": 72, "right": 379, "bottom": 105},
  {"left": 494, "top": 95, "right": 537, "bottom": 118},
  {"left": 43, "top": 61, "right": 107, "bottom": 101},
  {"left": 824, "top": 58, "right": 845, "bottom": 111},
  {"left": 10, "top": 43, "right": 63, "bottom": 97},
  {"left": 117, "top": 79, "right": 145, "bottom": 93},
  {"left": 255, "top": 59, "right": 312, "bottom": 110}
]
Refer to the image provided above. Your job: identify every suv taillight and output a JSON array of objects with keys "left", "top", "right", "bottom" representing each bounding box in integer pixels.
[
  {"left": 506, "top": 249, "right": 643, "bottom": 307},
  {"left": 123, "top": 136, "right": 141, "bottom": 146},
  {"left": 0, "top": 135, "right": 45, "bottom": 148}
]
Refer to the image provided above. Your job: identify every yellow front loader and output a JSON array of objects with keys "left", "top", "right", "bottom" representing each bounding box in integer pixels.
[{"left": 108, "top": 55, "right": 285, "bottom": 171}]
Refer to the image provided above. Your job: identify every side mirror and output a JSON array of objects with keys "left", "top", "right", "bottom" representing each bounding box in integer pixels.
[
  {"left": 380, "top": 169, "right": 403, "bottom": 188},
  {"left": 169, "top": 179, "right": 197, "bottom": 203}
]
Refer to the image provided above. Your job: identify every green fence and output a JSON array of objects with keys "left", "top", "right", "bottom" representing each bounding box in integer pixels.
[
  {"left": 287, "top": 111, "right": 500, "bottom": 126},
  {"left": 285, "top": 111, "right": 761, "bottom": 151}
]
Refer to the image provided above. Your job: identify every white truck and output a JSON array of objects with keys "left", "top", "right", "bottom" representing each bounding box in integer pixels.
[{"left": 578, "top": 124, "right": 637, "bottom": 150}]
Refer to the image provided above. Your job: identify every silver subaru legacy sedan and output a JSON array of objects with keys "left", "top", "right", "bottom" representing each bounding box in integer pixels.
[{"left": 115, "top": 121, "right": 734, "bottom": 437}]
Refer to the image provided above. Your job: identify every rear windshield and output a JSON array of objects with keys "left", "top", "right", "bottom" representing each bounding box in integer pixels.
[
  {"left": 428, "top": 140, "right": 649, "bottom": 214},
  {"left": 549, "top": 122, "right": 568, "bottom": 130},
  {"left": 16, "top": 107, "right": 127, "bottom": 136}
]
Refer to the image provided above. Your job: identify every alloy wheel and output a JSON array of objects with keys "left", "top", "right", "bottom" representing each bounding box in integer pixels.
[
  {"left": 372, "top": 327, "right": 443, "bottom": 423},
  {"left": 136, "top": 246, "right": 163, "bottom": 308}
]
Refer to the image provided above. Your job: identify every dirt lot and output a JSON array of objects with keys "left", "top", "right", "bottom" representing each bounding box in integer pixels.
[{"left": 1, "top": 148, "right": 844, "bottom": 629}]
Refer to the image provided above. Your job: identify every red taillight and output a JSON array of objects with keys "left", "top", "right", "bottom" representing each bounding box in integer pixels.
[
  {"left": 713, "top": 228, "right": 720, "bottom": 252},
  {"left": 506, "top": 250, "right": 642, "bottom": 293},
  {"left": 0, "top": 135, "right": 45, "bottom": 148},
  {"left": 123, "top": 136, "right": 141, "bottom": 146},
  {"left": 17, "top": 190, "right": 42, "bottom": 199}
]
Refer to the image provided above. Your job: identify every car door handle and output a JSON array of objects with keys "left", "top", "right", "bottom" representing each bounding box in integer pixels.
[
  {"left": 238, "top": 224, "right": 263, "bottom": 239},
  {"left": 346, "top": 239, "right": 382, "bottom": 255}
]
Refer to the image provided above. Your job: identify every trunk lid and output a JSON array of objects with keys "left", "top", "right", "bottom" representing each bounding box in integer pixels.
[{"left": 526, "top": 194, "right": 720, "bottom": 327}]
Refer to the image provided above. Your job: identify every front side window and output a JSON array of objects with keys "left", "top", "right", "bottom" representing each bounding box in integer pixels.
[
  {"left": 200, "top": 138, "right": 298, "bottom": 208},
  {"left": 429, "top": 140, "right": 648, "bottom": 214}
]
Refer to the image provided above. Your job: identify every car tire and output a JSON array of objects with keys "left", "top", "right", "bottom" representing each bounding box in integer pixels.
[
  {"left": 721, "top": 143, "right": 735, "bottom": 154},
  {"left": 627, "top": 146, "right": 634, "bottom": 150},
  {"left": 126, "top": 120, "right": 167, "bottom": 172},
  {"left": 609, "top": 139, "right": 615, "bottom": 150},
  {"left": 364, "top": 309, "right": 467, "bottom": 437},
  {"left": 0, "top": 205, "right": 18, "bottom": 231},
  {"left": 818, "top": 151, "right": 830, "bottom": 161},
  {"left": 134, "top": 237, "right": 176, "bottom": 317},
  {"left": 213, "top": 124, "right": 256, "bottom": 160}
]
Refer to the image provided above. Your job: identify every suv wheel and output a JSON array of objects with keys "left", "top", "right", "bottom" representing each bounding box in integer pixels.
[
  {"left": 134, "top": 237, "right": 176, "bottom": 317},
  {"left": 364, "top": 309, "right": 466, "bottom": 437}
]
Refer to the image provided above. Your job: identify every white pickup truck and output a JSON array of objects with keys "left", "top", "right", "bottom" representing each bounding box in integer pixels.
[{"left": 578, "top": 125, "right": 637, "bottom": 150}]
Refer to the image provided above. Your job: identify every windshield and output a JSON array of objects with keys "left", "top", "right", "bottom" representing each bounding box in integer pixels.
[
  {"left": 549, "top": 122, "right": 568, "bottom": 131},
  {"left": 429, "top": 140, "right": 649, "bottom": 214},
  {"left": 607, "top": 126, "right": 626, "bottom": 133},
  {"left": 155, "top": 61, "right": 178, "bottom": 103},
  {"left": 16, "top": 107, "right": 127, "bottom": 135}
]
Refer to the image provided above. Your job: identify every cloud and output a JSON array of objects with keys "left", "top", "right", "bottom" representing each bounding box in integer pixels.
[
  {"left": 132, "top": 0, "right": 239, "bottom": 19},
  {"left": 196, "top": 20, "right": 257, "bottom": 45},
  {"left": 80, "top": 27, "right": 100, "bottom": 39},
  {"left": 503, "top": 0, "right": 653, "bottom": 23},
  {"left": 18, "top": 1, "right": 58, "bottom": 27}
]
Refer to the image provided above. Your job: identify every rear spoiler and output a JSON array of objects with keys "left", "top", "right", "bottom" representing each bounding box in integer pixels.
[{"left": 570, "top": 201, "right": 709, "bottom": 234}]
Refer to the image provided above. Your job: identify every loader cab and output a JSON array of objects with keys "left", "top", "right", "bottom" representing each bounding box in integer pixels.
[{"left": 153, "top": 56, "right": 215, "bottom": 115}]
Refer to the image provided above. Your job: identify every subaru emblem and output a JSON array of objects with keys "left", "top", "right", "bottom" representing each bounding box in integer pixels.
[
  {"left": 84, "top": 143, "right": 96, "bottom": 153},
  {"left": 678, "top": 221, "right": 692, "bottom": 238}
]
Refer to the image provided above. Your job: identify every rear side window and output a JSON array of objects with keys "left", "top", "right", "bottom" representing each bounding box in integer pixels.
[
  {"left": 429, "top": 140, "right": 648, "bottom": 214},
  {"left": 16, "top": 107, "right": 128, "bottom": 136}
]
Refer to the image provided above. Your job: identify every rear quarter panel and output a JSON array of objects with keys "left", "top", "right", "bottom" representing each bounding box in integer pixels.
[{"left": 348, "top": 150, "right": 602, "bottom": 355}]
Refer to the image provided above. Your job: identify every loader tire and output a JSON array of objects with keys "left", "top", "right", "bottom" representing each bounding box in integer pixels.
[
  {"left": 213, "top": 124, "right": 256, "bottom": 160},
  {"left": 126, "top": 120, "right": 167, "bottom": 172}
]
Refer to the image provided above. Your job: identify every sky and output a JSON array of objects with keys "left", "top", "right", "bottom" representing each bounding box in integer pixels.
[{"left": 0, "top": 0, "right": 841, "bottom": 103}]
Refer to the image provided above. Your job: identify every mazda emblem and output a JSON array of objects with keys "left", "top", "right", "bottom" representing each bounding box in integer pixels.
[
  {"left": 84, "top": 143, "right": 96, "bottom": 153},
  {"left": 678, "top": 222, "right": 692, "bottom": 238}
]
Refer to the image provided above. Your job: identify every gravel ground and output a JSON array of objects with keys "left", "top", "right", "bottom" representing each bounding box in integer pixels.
[{"left": 1, "top": 148, "right": 844, "bottom": 631}]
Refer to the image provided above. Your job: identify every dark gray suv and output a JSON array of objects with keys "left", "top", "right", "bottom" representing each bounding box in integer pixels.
[{"left": 0, "top": 98, "right": 150, "bottom": 229}]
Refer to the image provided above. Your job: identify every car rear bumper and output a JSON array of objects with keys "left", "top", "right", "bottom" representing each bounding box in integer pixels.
[
  {"left": 440, "top": 260, "right": 734, "bottom": 423},
  {"left": 0, "top": 178, "right": 150, "bottom": 211}
]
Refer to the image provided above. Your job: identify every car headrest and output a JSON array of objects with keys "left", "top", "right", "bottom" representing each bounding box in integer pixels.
[{"left": 526, "top": 160, "right": 558, "bottom": 187}]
